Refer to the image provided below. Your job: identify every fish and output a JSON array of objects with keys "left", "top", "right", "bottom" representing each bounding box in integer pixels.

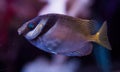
[{"left": 18, "top": 14, "right": 111, "bottom": 56}]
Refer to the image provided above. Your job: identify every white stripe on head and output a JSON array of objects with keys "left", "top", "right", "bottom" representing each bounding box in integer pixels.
[{"left": 25, "top": 18, "right": 49, "bottom": 40}]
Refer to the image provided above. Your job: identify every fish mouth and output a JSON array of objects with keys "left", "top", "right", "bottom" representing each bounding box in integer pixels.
[
  {"left": 17, "top": 28, "right": 23, "bottom": 35},
  {"left": 18, "top": 28, "right": 22, "bottom": 35},
  {"left": 17, "top": 22, "right": 29, "bottom": 35},
  {"left": 18, "top": 26, "right": 28, "bottom": 36}
]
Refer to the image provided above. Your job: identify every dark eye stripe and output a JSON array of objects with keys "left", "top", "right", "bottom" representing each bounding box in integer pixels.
[
  {"left": 40, "top": 15, "right": 59, "bottom": 36},
  {"left": 28, "top": 16, "right": 43, "bottom": 29},
  {"left": 33, "top": 15, "right": 59, "bottom": 40},
  {"left": 22, "top": 17, "right": 42, "bottom": 36}
]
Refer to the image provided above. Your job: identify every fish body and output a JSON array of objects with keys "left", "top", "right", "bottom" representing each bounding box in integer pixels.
[{"left": 18, "top": 14, "right": 111, "bottom": 56}]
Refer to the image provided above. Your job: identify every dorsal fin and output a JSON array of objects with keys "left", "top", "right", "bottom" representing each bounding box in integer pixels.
[{"left": 75, "top": 19, "right": 98, "bottom": 36}]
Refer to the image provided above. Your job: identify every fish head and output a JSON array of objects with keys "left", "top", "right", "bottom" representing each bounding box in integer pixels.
[{"left": 18, "top": 15, "right": 52, "bottom": 40}]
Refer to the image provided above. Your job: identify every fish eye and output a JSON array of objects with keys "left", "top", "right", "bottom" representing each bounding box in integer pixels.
[{"left": 27, "top": 23, "right": 35, "bottom": 30}]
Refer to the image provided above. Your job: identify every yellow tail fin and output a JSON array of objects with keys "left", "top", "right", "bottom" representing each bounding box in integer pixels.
[{"left": 89, "top": 21, "right": 112, "bottom": 50}]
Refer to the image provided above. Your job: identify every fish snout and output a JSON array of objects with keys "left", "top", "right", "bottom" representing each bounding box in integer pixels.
[
  {"left": 17, "top": 23, "right": 28, "bottom": 35},
  {"left": 17, "top": 27, "right": 25, "bottom": 36},
  {"left": 18, "top": 29, "right": 22, "bottom": 35}
]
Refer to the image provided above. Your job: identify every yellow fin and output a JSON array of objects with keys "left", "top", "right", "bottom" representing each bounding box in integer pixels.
[{"left": 89, "top": 21, "right": 112, "bottom": 50}]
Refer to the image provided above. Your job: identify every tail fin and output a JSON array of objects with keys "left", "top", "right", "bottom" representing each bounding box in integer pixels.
[{"left": 89, "top": 21, "right": 112, "bottom": 50}]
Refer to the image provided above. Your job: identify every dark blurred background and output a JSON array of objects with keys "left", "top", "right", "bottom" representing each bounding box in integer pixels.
[{"left": 0, "top": 0, "right": 120, "bottom": 72}]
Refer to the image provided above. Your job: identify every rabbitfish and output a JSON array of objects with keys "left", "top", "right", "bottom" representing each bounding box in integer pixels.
[{"left": 18, "top": 14, "right": 111, "bottom": 56}]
